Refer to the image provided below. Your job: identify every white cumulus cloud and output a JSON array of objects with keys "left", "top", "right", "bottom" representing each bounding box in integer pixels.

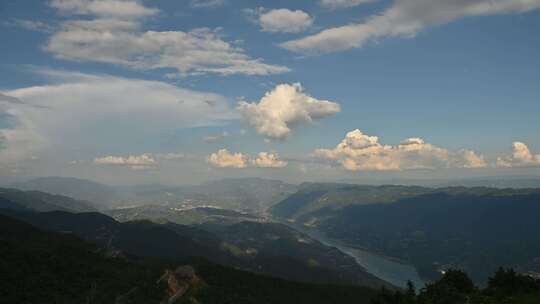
[
  {"left": 459, "top": 149, "right": 488, "bottom": 169},
  {"left": 238, "top": 83, "right": 340, "bottom": 139},
  {"left": 497, "top": 142, "right": 540, "bottom": 168},
  {"left": 207, "top": 149, "right": 248, "bottom": 168},
  {"left": 252, "top": 152, "right": 288, "bottom": 168},
  {"left": 207, "top": 150, "right": 288, "bottom": 169},
  {"left": 282, "top": 0, "right": 540, "bottom": 54},
  {"left": 94, "top": 153, "right": 156, "bottom": 170},
  {"left": 250, "top": 8, "right": 314, "bottom": 33},
  {"left": 315, "top": 129, "right": 486, "bottom": 171}
]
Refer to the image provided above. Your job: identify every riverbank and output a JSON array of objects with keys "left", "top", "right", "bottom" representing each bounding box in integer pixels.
[{"left": 284, "top": 222, "right": 426, "bottom": 290}]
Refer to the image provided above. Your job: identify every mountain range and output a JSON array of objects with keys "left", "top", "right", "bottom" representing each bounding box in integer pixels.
[
  {"left": 6, "top": 176, "right": 540, "bottom": 289},
  {"left": 0, "top": 213, "right": 382, "bottom": 304},
  {"left": 13, "top": 177, "right": 297, "bottom": 213},
  {"left": 271, "top": 183, "right": 540, "bottom": 284},
  {"left": 0, "top": 188, "right": 388, "bottom": 289}
]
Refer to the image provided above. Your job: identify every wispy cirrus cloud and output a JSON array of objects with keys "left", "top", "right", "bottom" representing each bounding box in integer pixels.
[
  {"left": 49, "top": 0, "right": 158, "bottom": 19},
  {"left": 3, "top": 19, "right": 55, "bottom": 33},
  {"left": 190, "top": 0, "right": 226, "bottom": 9},
  {"left": 45, "top": 0, "right": 289, "bottom": 76},
  {"left": 282, "top": 0, "right": 540, "bottom": 54},
  {"left": 320, "top": 0, "right": 377, "bottom": 9},
  {"left": 203, "top": 131, "right": 231, "bottom": 143}
]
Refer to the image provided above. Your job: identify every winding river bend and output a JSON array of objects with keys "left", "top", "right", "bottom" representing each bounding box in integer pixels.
[
  {"left": 290, "top": 224, "right": 426, "bottom": 289},
  {"left": 328, "top": 242, "right": 425, "bottom": 290}
]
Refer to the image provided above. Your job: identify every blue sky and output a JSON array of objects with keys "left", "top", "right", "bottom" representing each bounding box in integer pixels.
[{"left": 0, "top": 0, "right": 539, "bottom": 185}]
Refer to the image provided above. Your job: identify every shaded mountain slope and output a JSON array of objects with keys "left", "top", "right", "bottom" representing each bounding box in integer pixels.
[
  {"left": 0, "top": 214, "right": 165, "bottom": 304},
  {"left": 107, "top": 205, "right": 257, "bottom": 226},
  {"left": 272, "top": 185, "right": 540, "bottom": 284},
  {"left": 271, "top": 183, "right": 432, "bottom": 220},
  {"left": 0, "top": 208, "right": 389, "bottom": 288},
  {"left": 201, "top": 221, "right": 388, "bottom": 288},
  {"left": 0, "top": 187, "right": 96, "bottom": 212},
  {"left": 13, "top": 176, "right": 116, "bottom": 208},
  {"left": 0, "top": 213, "right": 381, "bottom": 304},
  {"left": 108, "top": 203, "right": 390, "bottom": 288}
]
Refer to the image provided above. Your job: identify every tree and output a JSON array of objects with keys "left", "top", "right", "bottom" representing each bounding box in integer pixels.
[
  {"left": 417, "top": 269, "right": 475, "bottom": 304},
  {"left": 404, "top": 281, "right": 416, "bottom": 304},
  {"left": 486, "top": 267, "right": 539, "bottom": 296}
]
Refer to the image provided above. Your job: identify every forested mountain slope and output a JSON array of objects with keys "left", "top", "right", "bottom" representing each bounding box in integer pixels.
[{"left": 272, "top": 185, "right": 540, "bottom": 284}]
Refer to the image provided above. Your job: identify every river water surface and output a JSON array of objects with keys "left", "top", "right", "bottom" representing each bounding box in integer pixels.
[{"left": 291, "top": 224, "right": 426, "bottom": 289}]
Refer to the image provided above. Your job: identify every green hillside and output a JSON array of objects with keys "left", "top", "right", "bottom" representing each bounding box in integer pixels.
[
  {"left": 271, "top": 185, "right": 540, "bottom": 284},
  {"left": 1, "top": 206, "right": 388, "bottom": 288}
]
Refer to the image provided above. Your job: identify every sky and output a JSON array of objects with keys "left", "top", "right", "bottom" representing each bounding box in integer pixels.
[{"left": 0, "top": 0, "right": 539, "bottom": 185}]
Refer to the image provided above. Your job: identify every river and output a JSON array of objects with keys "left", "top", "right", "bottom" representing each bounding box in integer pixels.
[{"left": 289, "top": 223, "right": 426, "bottom": 290}]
